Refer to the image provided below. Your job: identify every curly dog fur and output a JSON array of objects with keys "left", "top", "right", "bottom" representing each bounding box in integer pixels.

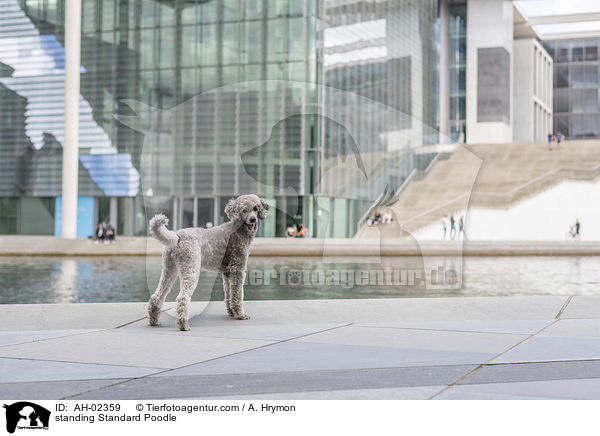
[{"left": 147, "top": 194, "right": 269, "bottom": 331}]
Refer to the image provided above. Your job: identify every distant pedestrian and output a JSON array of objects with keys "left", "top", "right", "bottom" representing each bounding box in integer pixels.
[
  {"left": 458, "top": 215, "right": 467, "bottom": 240},
  {"left": 556, "top": 131, "right": 564, "bottom": 149},
  {"left": 441, "top": 215, "right": 449, "bottom": 240},
  {"left": 450, "top": 213, "right": 456, "bottom": 240},
  {"left": 547, "top": 133, "right": 555, "bottom": 150},
  {"left": 568, "top": 219, "right": 581, "bottom": 240}
]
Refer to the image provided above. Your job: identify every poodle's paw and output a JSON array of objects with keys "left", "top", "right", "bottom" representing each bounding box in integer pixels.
[
  {"left": 148, "top": 320, "right": 160, "bottom": 327},
  {"left": 234, "top": 314, "right": 250, "bottom": 320},
  {"left": 177, "top": 321, "right": 191, "bottom": 331}
]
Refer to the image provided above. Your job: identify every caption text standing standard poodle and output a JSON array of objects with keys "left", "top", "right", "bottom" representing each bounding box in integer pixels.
[{"left": 148, "top": 194, "right": 269, "bottom": 331}]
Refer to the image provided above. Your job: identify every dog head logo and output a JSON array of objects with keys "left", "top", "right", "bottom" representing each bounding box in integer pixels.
[{"left": 3, "top": 402, "right": 50, "bottom": 434}]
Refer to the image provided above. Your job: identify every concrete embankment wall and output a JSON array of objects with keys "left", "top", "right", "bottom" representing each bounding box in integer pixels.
[{"left": 1, "top": 236, "right": 600, "bottom": 256}]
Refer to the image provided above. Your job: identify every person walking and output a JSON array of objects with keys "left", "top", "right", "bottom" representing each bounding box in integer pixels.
[
  {"left": 450, "top": 213, "right": 457, "bottom": 240},
  {"left": 556, "top": 131, "right": 564, "bottom": 149},
  {"left": 547, "top": 133, "right": 555, "bottom": 150},
  {"left": 441, "top": 215, "right": 449, "bottom": 240},
  {"left": 458, "top": 215, "right": 467, "bottom": 240}
]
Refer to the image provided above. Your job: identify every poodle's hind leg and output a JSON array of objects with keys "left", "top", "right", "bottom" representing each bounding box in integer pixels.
[
  {"left": 148, "top": 252, "right": 178, "bottom": 326},
  {"left": 222, "top": 272, "right": 234, "bottom": 317},
  {"left": 229, "top": 270, "right": 250, "bottom": 320},
  {"left": 175, "top": 256, "right": 201, "bottom": 331}
]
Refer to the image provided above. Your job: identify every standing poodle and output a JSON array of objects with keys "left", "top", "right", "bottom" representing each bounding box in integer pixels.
[{"left": 148, "top": 194, "right": 269, "bottom": 331}]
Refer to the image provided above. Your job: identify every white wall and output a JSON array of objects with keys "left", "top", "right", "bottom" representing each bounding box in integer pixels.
[
  {"left": 513, "top": 38, "right": 553, "bottom": 142},
  {"left": 466, "top": 0, "right": 514, "bottom": 143}
]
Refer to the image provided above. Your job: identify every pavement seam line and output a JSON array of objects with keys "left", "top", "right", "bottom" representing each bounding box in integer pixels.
[
  {"left": 555, "top": 296, "right": 574, "bottom": 319},
  {"left": 352, "top": 325, "right": 537, "bottom": 336},
  {"left": 0, "top": 329, "right": 106, "bottom": 349},
  {"left": 427, "top": 318, "right": 561, "bottom": 400},
  {"left": 60, "top": 322, "right": 354, "bottom": 400},
  {"left": 0, "top": 355, "right": 167, "bottom": 370}
]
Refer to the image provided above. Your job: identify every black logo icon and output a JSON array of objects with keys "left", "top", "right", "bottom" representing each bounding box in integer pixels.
[{"left": 3, "top": 402, "right": 50, "bottom": 434}]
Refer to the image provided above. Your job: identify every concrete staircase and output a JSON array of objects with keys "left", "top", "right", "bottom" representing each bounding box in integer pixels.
[{"left": 356, "top": 140, "right": 600, "bottom": 238}]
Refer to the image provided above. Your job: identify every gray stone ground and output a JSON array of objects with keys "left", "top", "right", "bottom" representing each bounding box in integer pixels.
[{"left": 1, "top": 296, "right": 600, "bottom": 400}]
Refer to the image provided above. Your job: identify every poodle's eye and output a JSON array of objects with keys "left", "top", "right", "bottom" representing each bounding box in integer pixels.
[
  {"left": 242, "top": 209, "right": 248, "bottom": 213},
  {"left": 253, "top": 206, "right": 258, "bottom": 211}
]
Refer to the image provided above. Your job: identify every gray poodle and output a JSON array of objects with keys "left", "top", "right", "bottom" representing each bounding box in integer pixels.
[{"left": 147, "top": 194, "right": 269, "bottom": 331}]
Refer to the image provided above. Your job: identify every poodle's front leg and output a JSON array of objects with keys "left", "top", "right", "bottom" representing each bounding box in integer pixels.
[
  {"left": 222, "top": 272, "right": 234, "bottom": 317},
  {"left": 229, "top": 270, "right": 249, "bottom": 320}
]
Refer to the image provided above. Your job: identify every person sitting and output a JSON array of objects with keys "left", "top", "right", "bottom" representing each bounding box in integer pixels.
[
  {"left": 105, "top": 224, "right": 116, "bottom": 243},
  {"left": 93, "top": 222, "right": 105, "bottom": 244}
]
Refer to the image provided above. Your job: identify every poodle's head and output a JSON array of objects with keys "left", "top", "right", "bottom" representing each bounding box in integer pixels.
[{"left": 225, "top": 194, "right": 269, "bottom": 227}]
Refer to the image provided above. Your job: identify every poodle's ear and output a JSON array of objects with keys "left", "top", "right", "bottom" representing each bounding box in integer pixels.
[
  {"left": 258, "top": 198, "right": 270, "bottom": 220},
  {"left": 225, "top": 198, "right": 239, "bottom": 221}
]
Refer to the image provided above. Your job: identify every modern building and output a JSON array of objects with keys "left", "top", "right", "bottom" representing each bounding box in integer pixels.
[
  {"left": 0, "top": 0, "right": 558, "bottom": 237},
  {"left": 543, "top": 38, "right": 600, "bottom": 139}
]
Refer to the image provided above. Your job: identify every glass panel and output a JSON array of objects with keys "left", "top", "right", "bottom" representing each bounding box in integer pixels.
[
  {"left": 117, "top": 197, "right": 134, "bottom": 236},
  {"left": 0, "top": 198, "right": 18, "bottom": 234},
  {"left": 555, "top": 65, "right": 569, "bottom": 88},
  {"left": 571, "top": 64, "right": 585, "bottom": 88},
  {"left": 554, "top": 115, "right": 569, "bottom": 138},
  {"left": 570, "top": 40, "right": 584, "bottom": 62},
  {"left": 572, "top": 114, "right": 599, "bottom": 138},
  {"left": 584, "top": 64, "right": 599, "bottom": 87},
  {"left": 571, "top": 89, "right": 598, "bottom": 113},
  {"left": 554, "top": 88, "right": 569, "bottom": 113},
  {"left": 585, "top": 40, "right": 598, "bottom": 61},
  {"left": 197, "top": 198, "right": 214, "bottom": 227},
  {"left": 182, "top": 198, "right": 194, "bottom": 228},
  {"left": 556, "top": 41, "right": 569, "bottom": 63},
  {"left": 20, "top": 197, "right": 54, "bottom": 235}
]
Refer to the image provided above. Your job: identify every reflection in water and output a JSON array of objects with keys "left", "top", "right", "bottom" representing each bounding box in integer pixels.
[
  {"left": 0, "top": 255, "right": 599, "bottom": 304},
  {"left": 53, "top": 258, "right": 77, "bottom": 303},
  {"left": 416, "top": 179, "right": 600, "bottom": 240}
]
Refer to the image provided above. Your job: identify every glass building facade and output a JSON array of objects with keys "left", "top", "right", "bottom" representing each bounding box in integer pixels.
[
  {"left": 0, "top": 0, "right": 448, "bottom": 237},
  {"left": 447, "top": 2, "right": 466, "bottom": 142},
  {"left": 544, "top": 38, "right": 600, "bottom": 139}
]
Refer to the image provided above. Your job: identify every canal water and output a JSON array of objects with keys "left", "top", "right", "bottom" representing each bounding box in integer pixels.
[{"left": 0, "top": 255, "right": 598, "bottom": 304}]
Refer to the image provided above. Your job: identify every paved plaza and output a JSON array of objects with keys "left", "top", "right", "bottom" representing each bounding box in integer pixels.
[{"left": 2, "top": 296, "right": 600, "bottom": 399}]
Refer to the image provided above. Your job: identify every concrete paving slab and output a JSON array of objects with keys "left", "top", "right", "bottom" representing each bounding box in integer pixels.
[
  {"left": 492, "top": 336, "right": 600, "bottom": 363},
  {"left": 293, "top": 325, "right": 528, "bottom": 354},
  {"left": 557, "top": 296, "right": 600, "bottom": 319},
  {"left": 0, "top": 303, "right": 173, "bottom": 331},
  {"left": 0, "top": 330, "right": 273, "bottom": 369},
  {"left": 462, "top": 360, "right": 600, "bottom": 385},
  {"left": 538, "top": 319, "right": 600, "bottom": 338},
  {"left": 123, "top": 317, "right": 346, "bottom": 341},
  {"left": 0, "top": 357, "right": 160, "bottom": 383},
  {"left": 168, "top": 297, "right": 567, "bottom": 326},
  {"left": 194, "top": 386, "right": 447, "bottom": 400},
  {"left": 436, "top": 378, "right": 600, "bottom": 400},
  {"left": 0, "top": 330, "right": 100, "bottom": 346},
  {"left": 356, "top": 320, "right": 552, "bottom": 335},
  {"left": 70, "top": 365, "right": 477, "bottom": 400},
  {"left": 160, "top": 342, "right": 492, "bottom": 376},
  {"left": 0, "top": 379, "right": 128, "bottom": 400}
]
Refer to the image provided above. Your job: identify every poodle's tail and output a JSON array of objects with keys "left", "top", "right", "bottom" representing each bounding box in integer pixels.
[{"left": 149, "top": 214, "right": 179, "bottom": 248}]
